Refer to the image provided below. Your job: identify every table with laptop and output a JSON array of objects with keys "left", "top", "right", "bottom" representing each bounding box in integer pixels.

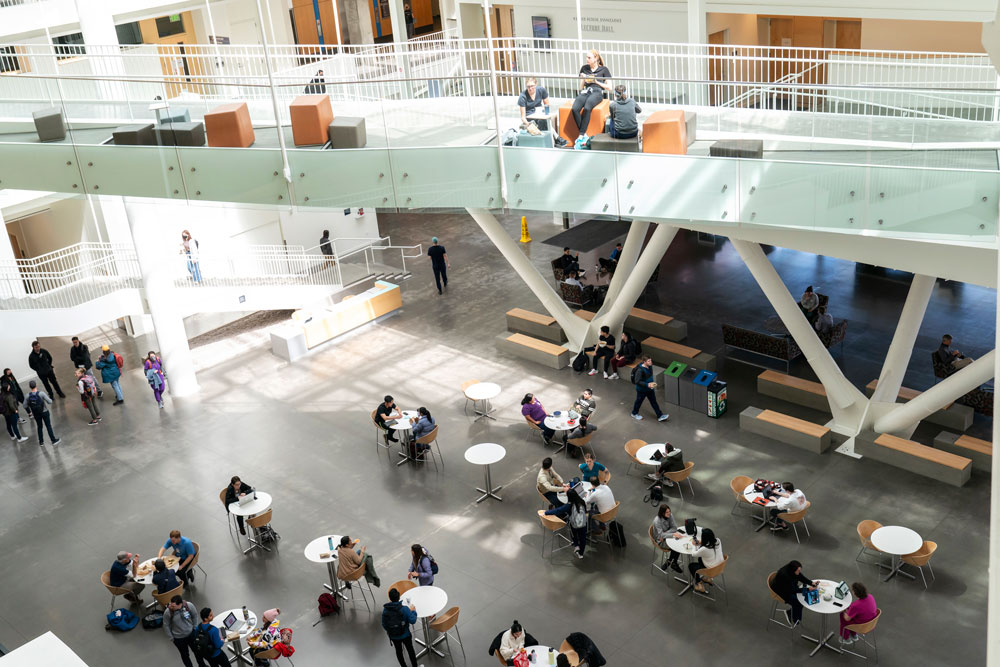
[
  {"left": 743, "top": 479, "right": 779, "bottom": 532},
  {"left": 229, "top": 491, "right": 273, "bottom": 554},
  {"left": 799, "top": 579, "right": 852, "bottom": 657},
  {"left": 389, "top": 410, "right": 420, "bottom": 466},
  {"left": 211, "top": 608, "right": 257, "bottom": 665}
]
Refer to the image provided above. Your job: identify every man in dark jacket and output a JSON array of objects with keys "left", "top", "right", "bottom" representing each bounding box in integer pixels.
[
  {"left": 630, "top": 356, "right": 668, "bottom": 422},
  {"left": 304, "top": 69, "right": 326, "bottom": 94},
  {"left": 382, "top": 588, "right": 418, "bottom": 667},
  {"left": 562, "top": 632, "right": 607, "bottom": 667},
  {"left": 70, "top": 337, "right": 102, "bottom": 398},
  {"left": 28, "top": 340, "right": 65, "bottom": 398}
]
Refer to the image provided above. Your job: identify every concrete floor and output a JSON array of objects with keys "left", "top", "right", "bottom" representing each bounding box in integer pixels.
[{"left": 0, "top": 210, "right": 990, "bottom": 666}]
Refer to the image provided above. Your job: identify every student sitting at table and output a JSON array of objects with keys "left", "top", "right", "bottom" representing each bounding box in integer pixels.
[
  {"left": 518, "top": 78, "right": 550, "bottom": 127},
  {"left": 608, "top": 331, "right": 640, "bottom": 379},
  {"left": 537, "top": 457, "right": 568, "bottom": 507},
  {"left": 586, "top": 475, "right": 616, "bottom": 515},
  {"left": 545, "top": 487, "right": 589, "bottom": 558},
  {"left": 840, "top": 582, "right": 877, "bottom": 645},
  {"left": 225, "top": 475, "right": 254, "bottom": 536},
  {"left": 772, "top": 559, "right": 818, "bottom": 627},
  {"left": 574, "top": 388, "right": 597, "bottom": 417},
  {"left": 375, "top": 395, "right": 402, "bottom": 443},
  {"left": 247, "top": 608, "right": 283, "bottom": 664},
  {"left": 590, "top": 326, "right": 616, "bottom": 377},
  {"left": 578, "top": 451, "right": 606, "bottom": 483},
  {"left": 521, "top": 393, "right": 555, "bottom": 444},
  {"left": 499, "top": 620, "right": 527, "bottom": 666},
  {"left": 109, "top": 550, "right": 145, "bottom": 604},
  {"left": 769, "top": 482, "right": 807, "bottom": 532},
  {"left": 646, "top": 443, "right": 684, "bottom": 485},
  {"left": 688, "top": 528, "right": 723, "bottom": 594},
  {"left": 337, "top": 535, "right": 382, "bottom": 588},
  {"left": 652, "top": 504, "right": 683, "bottom": 573},
  {"left": 409, "top": 407, "right": 435, "bottom": 459},
  {"left": 152, "top": 558, "right": 181, "bottom": 594},
  {"left": 158, "top": 530, "right": 197, "bottom": 585},
  {"left": 559, "top": 632, "right": 607, "bottom": 667},
  {"left": 564, "top": 414, "right": 597, "bottom": 449}
]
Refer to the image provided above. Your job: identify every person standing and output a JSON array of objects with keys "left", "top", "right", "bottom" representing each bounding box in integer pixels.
[
  {"left": 2, "top": 369, "right": 28, "bottom": 423},
  {"left": 180, "top": 230, "right": 202, "bottom": 283},
  {"left": 70, "top": 337, "right": 103, "bottom": 398},
  {"left": 427, "top": 237, "right": 449, "bottom": 295},
  {"left": 407, "top": 543, "right": 435, "bottom": 586},
  {"left": 195, "top": 608, "right": 231, "bottom": 667},
  {"left": 382, "top": 588, "right": 419, "bottom": 667},
  {"left": 23, "top": 380, "right": 60, "bottom": 446},
  {"left": 144, "top": 351, "right": 167, "bottom": 409},
  {"left": 2, "top": 382, "right": 28, "bottom": 442},
  {"left": 74, "top": 368, "right": 101, "bottom": 425},
  {"left": 163, "top": 595, "right": 206, "bottom": 667},
  {"left": 630, "top": 356, "right": 669, "bottom": 422},
  {"left": 304, "top": 69, "right": 326, "bottom": 94},
  {"left": 319, "top": 229, "right": 335, "bottom": 269},
  {"left": 545, "top": 487, "right": 589, "bottom": 559},
  {"left": 96, "top": 345, "right": 125, "bottom": 405},
  {"left": 28, "top": 340, "right": 65, "bottom": 398},
  {"left": 403, "top": 3, "right": 415, "bottom": 39}
]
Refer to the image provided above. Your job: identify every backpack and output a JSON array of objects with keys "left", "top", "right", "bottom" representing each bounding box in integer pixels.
[
  {"left": 27, "top": 392, "right": 44, "bottom": 414},
  {"left": 81, "top": 374, "right": 97, "bottom": 396},
  {"left": 568, "top": 504, "right": 588, "bottom": 529},
  {"left": 422, "top": 551, "right": 439, "bottom": 575},
  {"left": 141, "top": 611, "right": 164, "bottom": 629},
  {"left": 105, "top": 608, "right": 139, "bottom": 632},
  {"left": 0, "top": 393, "right": 14, "bottom": 416},
  {"left": 257, "top": 525, "right": 280, "bottom": 544},
  {"left": 643, "top": 484, "right": 663, "bottom": 506},
  {"left": 114, "top": 352, "right": 124, "bottom": 369},
  {"left": 317, "top": 593, "right": 340, "bottom": 617},
  {"left": 608, "top": 520, "right": 627, "bottom": 548},
  {"left": 381, "top": 604, "right": 408, "bottom": 637},
  {"left": 192, "top": 626, "right": 215, "bottom": 658},
  {"left": 572, "top": 350, "right": 588, "bottom": 373},
  {"left": 630, "top": 364, "right": 643, "bottom": 385}
]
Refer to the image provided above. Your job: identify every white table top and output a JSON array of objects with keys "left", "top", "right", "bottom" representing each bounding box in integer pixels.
[
  {"left": 228, "top": 491, "right": 272, "bottom": 517},
  {"left": 556, "top": 480, "right": 592, "bottom": 504},
  {"left": 1, "top": 632, "right": 90, "bottom": 667},
  {"left": 664, "top": 526, "right": 702, "bottom": 553},
  {"left": 743, "top": 482, "right": 776, "bottom": 508},
  {"left": 797, "top": 579, "right": 852, "bottom": 615},
  {"left": 544, "top": 411, "right": 579, "bottom": 431},
  {"left": 523, "top": 646, "right": 561, "bottom": 662},
  {"left": 134, "top": 555, "right": 182, "bottom": 585},
  {"left": 303, "top": 534, "right": 344, "bottom": 563},
  {"left": 871, "top": 525, "right": 923, "bottom": 556},
  {"left": 400, "top": 585, "right": 447, "bottom": 619},
  {"left": 465, "top": 442, "right": 506, "bottom": 465},
  {"left": 211, "top": 608, "right": 257, "bottom": 637},
  {"left": 464, "top": 382, "right": 501, "bottom": 400},
  {"left": 635, "top": 443, "right": 666, "bottom": 466},
  {"left": 390, "top": 411, "right": 419, "bottom": 431}
]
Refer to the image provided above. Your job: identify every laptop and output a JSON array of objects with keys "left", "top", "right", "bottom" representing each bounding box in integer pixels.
[
  {"left": 237, "top": 494, "right": 255, "bottom": 507},
  {"left": 222, "top": 612, "right": 238, "bottom": 630}
]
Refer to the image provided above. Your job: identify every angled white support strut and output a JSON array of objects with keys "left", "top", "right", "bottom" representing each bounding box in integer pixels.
[{"left": 871, "top": 274, "right": 936, "bottom": 404}]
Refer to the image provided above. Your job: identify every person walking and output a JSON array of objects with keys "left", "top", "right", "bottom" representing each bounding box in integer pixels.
[
  {"left": 403, "top": 3, "right": 415, "bottom": 39},
  {"left": 382, "top": 588, "right": 420, "bottom": 667},
  {"left": 74, "top": 368, "right": 101, "bottom": 425},
  {"left": 305, "top": 69, "right": 327, "bottom": 94},
  {"left": 70, "top": 336, "right": 102, "bottom": 397},
  {"left": 95, "top": 345, "right": 125, "bottom": 405},
  {"left": 180, "top": 230, "right": 202, "bottom": 283},
  {"left": 630, "top": 356, "right": 669, "bottom": 422},
  {"left": 163, "top": 595, "right": 206, "bottom": 667},
  {"left": 194, "top": 608, "right": 231, "bottom": 667},
  {"left": 427, "top": 237, "right": 449, "bottom": 295},
  {"left": 1, "top": 369, "right": 28, "bottom": 424},
  {"left": 2, "top": 382, "right": 28, "bottom": 442},
  {"left": 28, "top": 340, "right": 65, "bottom": 398},
  {"left": 23, "top": 380, "right": 60, "bottom": 446},
  {"left": 144, "top": 351, "right": 167, "bottom": 409},
  {"left": 319, "top": 229, "right": 335, "bottom": 269}
]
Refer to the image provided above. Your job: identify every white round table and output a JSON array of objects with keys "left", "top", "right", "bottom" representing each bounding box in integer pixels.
[
  {"left": 871, "top": 525, "right": 923, "bottom": 582},
  {"left": 635, "top": 443, "right": 666, "bottom": 465},
  {"left": 523, "top": 645, "right": 563, "bottom": 664},
  {"left": 543, "top": 411, "right": 578, "bottom": 432},
  {"left": 797, "top": 579, "right": 852, "bottom": 657},
  {"left": 401, "top": 585, "right": 448, "bottom": 659},
  {"left": 664, "top": 526, "right": 702, "bottom": 596},
  {"left": 304, "top": 534, "right": 346, "bottom": 599},
  {"left": 464, "top": 382, "right": 500, "bottom": 421},
  {"left": 134, "top": 554, "right": 181, "bottom": 586},
  {"left": 229, "top": 492, "right": 273, "bottom": 555},
  {"left": 211, "top": 607, "right": 258, "bottom": 666},
  {"left": 743, "top": 482, "right": 777, "bottom": 532},
  {"left": 465, "top": 443, "right": 505, "bottom": 503},
  {"left": 390, "top": 410, "right": 420, "bottom": 466},
  {"left": 556, "top": 480, "right": 592, "bottom": 504}
]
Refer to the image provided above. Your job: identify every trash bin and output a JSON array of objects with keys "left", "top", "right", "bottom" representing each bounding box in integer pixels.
[
  {"left": 678, "top": 367, "right": 700, "bottom": 411},
  {"left": 707, "top": 380, "right": 728, "bottom": 418},
  {"left": 692, "top": 370, "right": 717, "bottom": 416},
  {"left": 662, "top": 361, "right": 687, "bottom": 406}
]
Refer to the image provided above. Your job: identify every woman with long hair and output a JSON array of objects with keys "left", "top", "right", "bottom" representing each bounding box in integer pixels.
[
  {"left": 570, "top": 49, "right": 612, "bottom": 146},
  {"left": 544, "top": 487, "right": 589, "bottom": 558},
  {"left": 408, "top": 543, "right": 434, "bottom": 586},
  {"left": 609, "top": 331, "right": 638, "bottom": 379},
  {"left": 143, "top": 351, "right": 166, "bottom": 409},
  {"left": 688, "top": 527, "right": 723, "bottom": 593}
]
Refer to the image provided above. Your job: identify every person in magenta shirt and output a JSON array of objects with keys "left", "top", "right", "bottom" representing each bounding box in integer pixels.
[
  {"left": 840, "top": 581, "right": 877, "bottom": 643},
  {"left": 520, "top": 393, "right": 555, "bottom": 444}
]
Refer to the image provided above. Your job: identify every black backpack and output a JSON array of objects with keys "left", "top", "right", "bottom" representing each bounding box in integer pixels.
[
  {"left": 141, "top": 611, "right": 164, "bottom": 629},
  {"left": 608, "top": 521, "right": 627, "bottom": 548},
  {"left": 643, "top": 484, "right": 663, "bottom": 506},
  {"left": 572, "top": 350, "right": 589, "bottom": 373},
  {"left": 630, "top": 364, "right": 642, "bottom": 385},
  {"left": 192, "top": 626, "right": 215, "bottom": 658},
  {"left": 381, "top": 604, "right": 408, "bottom": 637},
  {"left": 27, "top": 392, "right": 44, "bottom": 414}
]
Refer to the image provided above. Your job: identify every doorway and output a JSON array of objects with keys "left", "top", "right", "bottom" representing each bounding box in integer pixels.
[
  {"left": 484, "top": 4, "right": 517, "bottom": 94},
  {"left": 708, "top": 30, "right": 727, "bottom": 106}
]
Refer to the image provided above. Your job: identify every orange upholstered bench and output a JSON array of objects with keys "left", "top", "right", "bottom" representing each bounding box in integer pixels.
[
  {"left": 558, "top": 99, "right": 610, "bottom": 143},
  {"left": 642, "top": 110, "right": 686, "bottom": 155},
  {"left": 205, "top": 102, "right": 255, "bottom": 148},
  {"left": 290, "top": 95, "right": 334, "bottom": 147}
]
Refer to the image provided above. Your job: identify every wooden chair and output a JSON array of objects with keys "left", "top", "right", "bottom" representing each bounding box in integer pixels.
[
  {"left": 557, "top": 640, "right": 580, "bottom": 666},
  {"left": 101, "top": 571, "right": 135, "bottom": 611},
  {"left": 766, "top": 572, "right": 795, "bottom": 631},
  {"left": 624, "top": 439, "right": 646, "bottom": 476},
  {"left": 254, "top": 647, "right": 295, "bottom": 666},
  {"left": 842, "top": 609, "right": 882, "bottom": 663},
  {"left": 152, "top": 582, "right": 184, "bottom": 610},
  {"left": 219, "top": 489, "right": 238, "bottom": 535},
  {"left": 597, "top": 468, "right": 611, "bottom": 484},
  {"left": 729, "top": 475, "right": 754, "bottom": 517},
  {"left": 340, "top": 562, "right": 375, "bottom": 611},
  {"left": 244, "top": 512, "right": 275, "bottom": 554},
  {"left": 590, "top": 501, "right": 621, "bottom": 546},
  {"left": 189, "top": 541, "right": 208, "bottom": 580},
  {"left": 524, "top": 417, "right": 548, "bottom": 445},
  {"left": 414, "top": 425, "right": 442, "bottom": 470},
  {"left": 648, "top": 525, "right": 673, "bottom": 575},
  {"left": 692, "top": 555, "right": 729, "bottom": 604},
  {"left": 566, "top": 430, "right": 595, "bottom": 458},
  {"left": 387, "top": 579, "right": 417, "bottom": 600},
  {"left": 775, "top": 501, "right": 811, "bottom": 544},
  {"left": 460, "top": 379, "right": 479, "bottom": 415},
  {"left": 371, "top": 409, "right": 391, "bottom": 451},
  {"left": 429, "top": 606, "right": 466, "bottom": 664},
  {"left": 665, "top": 462, "right": 695, "bottom": 501},
  {"left": 901, "top": 541, "right": 937, "bottom": 588},
  {"left": 537, "top": 510, "right": 573, "bottom": 558},
  {"left": 856, "top": 520, "right": 884, "bottom": 564}
]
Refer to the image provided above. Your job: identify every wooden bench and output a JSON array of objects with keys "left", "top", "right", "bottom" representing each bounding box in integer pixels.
[
  {"left": 739, "top": 406, "right": 832, "bottom": 454},
  {"left": 933, "top": 432, "right": 991, "bottom": 473},
  {"left": 643, "top": 336, "right": 716, "bottom": 371},
  {"left": 505, "top": 308, "right": 566, "bottom": 344},
  {"left": 495, "top": 332, "right": 570, "bottom": 370},
  {"left": 757, "top": 370, "right": 830, "bottom": 413},
  {"left": 864, "top": 379, "right": 973, "bottom": 432},
  {"left": 855, "top": 431, "right": 972, "bottom": 487},
  {"left": 625, "top": 307, "right": 687, "bottom": 342}
]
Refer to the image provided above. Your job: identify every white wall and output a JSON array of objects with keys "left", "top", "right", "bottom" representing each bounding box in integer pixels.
[
  {"left": 861, "top": 19, "right": 985, "bottom": 52},
  {"left": 4, "top": 197, "right": 100, "bottom": 259},
  {"left": 513, "top": 0, "right": 686, "bottom": 43}
]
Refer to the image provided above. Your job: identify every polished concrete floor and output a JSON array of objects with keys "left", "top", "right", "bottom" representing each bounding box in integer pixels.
[{"left": 0, "top": 210, "right": 991, "bottom": 666}]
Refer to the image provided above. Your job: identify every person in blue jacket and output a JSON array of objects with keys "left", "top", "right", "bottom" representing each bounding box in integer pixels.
[
  {"left": 95, "top": 345, "right": 124, "bottom": 404},
  {"left": 631, "top": 356, "right": 669, "bottom": 422},
  {"left": 196, "top": 608, "right": 231, "bottom": 667},
  {"left": 382, "top": 588, "right": 419, "bottom": 667}
]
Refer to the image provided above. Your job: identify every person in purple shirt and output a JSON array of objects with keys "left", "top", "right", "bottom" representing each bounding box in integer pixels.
[
  {"left": 407, "top": 543, "right": 435, "bottom": 586},
  {"left": 521, "top": 393, "right": 555, "bottom": 444}
]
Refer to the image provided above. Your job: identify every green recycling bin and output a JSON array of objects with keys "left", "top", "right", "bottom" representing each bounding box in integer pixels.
[
  {"left": 707, "top": 380, "right": 728, "bottom": 418},
  {"left": 662, "top": 361, "right": 687, "bottom": 405}
]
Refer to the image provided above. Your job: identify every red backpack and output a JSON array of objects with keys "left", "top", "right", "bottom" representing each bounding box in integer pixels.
[
  {"left": 114, "top": 352, "right": 124, "bottom": 369},
  {"left": 317, "top": 593, "right": 339, "bottom": 617}
]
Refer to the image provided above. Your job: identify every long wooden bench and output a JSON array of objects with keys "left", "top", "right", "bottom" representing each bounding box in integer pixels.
[
  {"left": 505, "top": 308, "right": 566, "bottom": 344},
  {"left": 933, "top": 432, "right": 992, "bottom": 473},
  {"left": 855, "top": 431, "right": 972, "bottom": 487},
  {"left": 864, "top": 379, "right": 973, "bottom": 432},
  {"left": 644, "top": 336, "right": 716, "bottom": 371},
  {"left": 739, "top": 406, "right": 832, "bottom": 454},
  {"left": 757, "top": 370, "right": 830, "bottom": 413},
  {"left": 495, "top": 332, "right": 570, "bottom": 370},
  {"left": 626, "top": 307, "right": 688, "bottom": 342}
]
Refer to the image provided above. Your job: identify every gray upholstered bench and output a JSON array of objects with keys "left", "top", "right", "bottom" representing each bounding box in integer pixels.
[
  {"left": 855, "top": 431, "right": 971, "bottom": 487},
  {"left": 33, "top": 107, "right": 66, "bottom": 142},
  {"left": 495, "top": 332, "right": 570, "bottom": 370},
  {"left": 933, "top": 432, "right": 991, "bottom": 473},
  {"left": 505, "top": 308, "right": 565, "bottom": 344},
  {"left": 710, "top": 139, "right": 763, "bottom": 159},
  {"left": 757, "top": 370, "right": 830, "bottom": 413},
  {"left": 589, "top": 133, "right": 640, "bottom": 153},
  {"left": 113, "top": 124, "right": 155, "bottom": 146},
  {"left": 329, "top": 117, "right": 367, "bottom": 148},
  {"left": 739, "top": 406, "right": 832, "bottom": 454}
]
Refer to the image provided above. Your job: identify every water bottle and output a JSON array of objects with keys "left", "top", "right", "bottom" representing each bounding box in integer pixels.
[
  {"left": 327, "top": 537, "right": 334, "bottom": 551},
  {"left": 548, "top": 647, "right": 555, "bottom": 665},
  {"left": 242, "top": 605, "right": 249, "bottom": 621}
]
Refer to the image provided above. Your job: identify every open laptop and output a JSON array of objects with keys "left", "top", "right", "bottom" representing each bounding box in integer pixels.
[
  {"left": 222, "top": 612, "right": 238, "bottom": 630},
  {"left": 237, "top": 494, "right": 255, "bottom": 507}
]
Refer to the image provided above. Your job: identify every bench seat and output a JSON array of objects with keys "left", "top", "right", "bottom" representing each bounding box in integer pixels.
[
  {"left": 757, "top": 370, "right": 829, "bottom": 413},
  {"left": 626, "top": 307, "right": 687, "bottom": 342},
  {"left": 643, "top": 336, "right": 716, "bottom": 371},
  {"left": 933, "top": 432, "right": 992, "bottom": 473},
  {"left": 739, "top": 406, "right": 831, "bottom": 454},
  {"left": 505, "top": 308, "right": 566, "bottom": 344},
  {"left": 855, "top": 431, "right": 971, "bottom": 487},
  {"left": 865, "top": 379, "right": 973, "bottom": 432},
  {"left": 495, "top": 332, "right": 570, "bottom": 369}
]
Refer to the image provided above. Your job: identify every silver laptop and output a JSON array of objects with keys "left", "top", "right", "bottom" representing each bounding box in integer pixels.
[{"left": 237, "top": 494, "right": 255, "bottom": 507}]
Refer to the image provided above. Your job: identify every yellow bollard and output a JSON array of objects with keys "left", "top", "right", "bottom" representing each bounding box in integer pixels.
[{"left": 519, "top": 215, "right": 532, "bottom": 243}]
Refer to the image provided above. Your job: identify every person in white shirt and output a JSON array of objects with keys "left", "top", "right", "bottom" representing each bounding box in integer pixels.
[
  {"left": 814, "top": 306, "right": 834, "bottom": 336},
  {"left": 564, "top": 270, "right": 584, "bottom": 288},
  {"left": 770, "top": 482, "right": 807, "bottom": 532},
  {"left": 688, "top": 528, "right": 723, "bottom": 594},
  {"left": 499, "top": 620, "right": 526, "bottom": 665},
  {"left": 586, "top": 476, "right": 616, "bottom": 515}
]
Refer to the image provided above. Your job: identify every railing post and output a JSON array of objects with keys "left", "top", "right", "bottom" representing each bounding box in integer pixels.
[
  {"left": 482, "top": 8, "right": 508, "bottom": 207},
  {"left": 254, "top": 0, "right": 294, "bottom": 196}
]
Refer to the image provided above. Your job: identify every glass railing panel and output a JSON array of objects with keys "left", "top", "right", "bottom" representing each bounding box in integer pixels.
[
  {"left": 739, "top": 159, "right": 867, "bottom": 230},
  {"left": 73, "top": 145, "right": 186, "bottom": 199},
  {"left": 175, "top": 147, "right": 290, "bottom": 206},
  {"left": 0, "top": 141, "right": 82, "bottom": 192},
  {"left": 617, "top": 153, "right": 738, "bottom": 223},
  {"left": 391, "top": 145, "right": 500, "bottom": 209},
  {"left": 504, "top": 147, "right": 618, "bottom": 217},
  {"left": 287, "top": 148, "right": 396, "bottom": 208}
]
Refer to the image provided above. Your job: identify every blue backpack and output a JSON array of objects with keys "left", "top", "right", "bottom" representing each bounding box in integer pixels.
[{"left": 106, "top": 608, "right": 139, "bottom": 632}]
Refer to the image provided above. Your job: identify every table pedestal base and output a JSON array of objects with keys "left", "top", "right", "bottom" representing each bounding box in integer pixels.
[
  {"left": 801, "top": 613, "right": 843, "bottom": 657},
  {"left": 242, "top": 525, "right": 271, "bottom": 554},
  {"left": 674, "top": 575, "right": 695, "bottom": 597},
  {"left": 474, "top": 399, "right": 496, "bottom": 422},
  {"left": 324, "top": 561, "right": 349, "bottom": 600},
  {"left": 475, "top": 464, "right": 503, "bottom": 503},
  {"left": 415, "top": 618, "right": 448, "bottom": 658},
  {"left": 878, "top": 555, "right": 915, "bottom": 582},
  {"left": 225, "top": 637, "right": 254, "bottom": 665}
]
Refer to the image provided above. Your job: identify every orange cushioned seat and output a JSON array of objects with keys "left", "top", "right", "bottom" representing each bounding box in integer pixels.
[
  {"left": 290, "top": 95, "right": 334, "bottom": 147},
  {"left": 558, "top": 99, "right": 610, "bottom": 143},
  {"left": 205, "top": 102, "right": 255, "bottom": 148},
  {"left": 642, "top": 110, "right": 686, "bottom": 155}
]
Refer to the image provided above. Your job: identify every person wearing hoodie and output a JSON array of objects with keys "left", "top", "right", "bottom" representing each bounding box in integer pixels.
[
  {"left": 381, "top": 588, "right": 419, "bottom": 667},
  {"left": 607, "top": 85, "right": 642, "bottom": 139},
  {"left": 144, "top": 351, "right": 166, "bottom": 408},
  {"left": 95, "top": 345, "right": 124, "bottom": 404},
  {"left": 1, "top": 368, "right": 27, "bottom": 422},
  {"left": 1, "top": 382, "right": 28, "bottom": 442}
]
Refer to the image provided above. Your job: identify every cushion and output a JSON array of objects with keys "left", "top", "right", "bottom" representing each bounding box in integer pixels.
[
  {"left": 170, "top": 122, "right": 206, "bottom": 147},
  {"left": 558, "top": 99, "right": 610, "bottom": 143},
  {"left": 589, "top": 133, "right": 640, "bottom": 153},
  {"left": 113, "top": 124, "right": 154, "bottom": 146},
  {"left": 205, "top": 102, "right": 255, "bottom": 148},
  {"left": 710, "top": 140, "right": 763, "bottom": 159},
  {"left": 290, "top": 95, "right": 334, "bottom": 146},
  {"left": 159, "top": 108, "right": 190, "bottom": 124},
  {"left": 153, "top": 125, "right": 177, "bottom": 146},
  {"left": 515, "top": 131, "right": 554, "bottom": 148},
  {"left": 32, "top": 107, "right": 66, "bottom": 142},
  {"left": 642, "top": 110, "right": 686, "bottom": 155},
  {"left": 328, "top": 117, "right": 367, "bottom": 149}
]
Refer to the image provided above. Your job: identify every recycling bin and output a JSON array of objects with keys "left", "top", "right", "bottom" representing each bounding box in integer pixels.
[
  {"left": 707, "top": 380, "right": 728, "bottom": 418},
  {"left": 692, "top": 370, "right": 717, "bottom": 416},
  {"left": 678, "top": 367, "right": 700, "bottom": 411},
  {"left": 662, "top": 361, "right": 687, "bottom": 405}
]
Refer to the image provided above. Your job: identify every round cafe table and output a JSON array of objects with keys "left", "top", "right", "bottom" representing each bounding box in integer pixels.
[
  {"left": 401, "top": 585, "right": 448, "bottom": 659},
  {"left": 523, "top": 645, "right": 564, "bottom": 664},
  {"left": 635, "top": 443, "right": 666, "bottom": 466},
  {"left": 134, "top": 554, "right": 180, "bottom": 586},
  {"left": 871, "top": 525, "right": 922, "bottom": 582},
  {"left": 303, "top": 534, "right": 346, "bottom": 600},
  {"left": 664, "top": 526, "right": 702, "bottom": 596},
  {"left": 544, "top": 411, "right": 578, "bottom": 454},
  {"left": 229, "top": 492, "right": 273, "bottom": 554},
  {"left": 743, "top": 482, "right": 778, "bottom": 532},
  {"left": 465, "top": 443, "right": 506, "bottom": 503},
  {"left": 211, "top": 607, "right": 258, "bottom": 666},
  {"left": 556, "top": 480, "right": 592, "bottom": 504},
  {"left": 797, "top": 579, "right": 852, "bottom": 657},
  {"left": 464, "top": 382, "right": 500, "bottom": 421},
  {"left": 390, "top": 410, "right": 420, "bottom": 466}
]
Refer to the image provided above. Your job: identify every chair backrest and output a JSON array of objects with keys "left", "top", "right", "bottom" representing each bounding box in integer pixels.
[
  {"left": 779, "top": 500, "right": 811, "bottom": 523},
  {"left": 666, "top": 461, "right": 694, "bottom": 482},
  {"left": 219, "top": 489, "right": 228, "bottom": 508},
  {"left": 461, "top": 379, "right": 480, "bottom": 392},
  {"left": 567, "top": 431, "right": 595, "bottom": 448},
  {"left": 247, "top": 510, "right": 272, "bottom": 529},
  {"left": 255, "top": 648, "right": 280, "bottom": 659},
  {"left": 429, "top": 606, "right": 459, "bottom": 632},
  {"left": 648, "top": 524, "right": 669, "bottom": 553},
  {"left": 624, "top": 439, "right": 646, "bottom": 459},
  {"left": 370, "top": 409, "right": 380, "bottom": 427},
  {"left": 730, "top": 475, "right": 752, "bottom": 499},
  {"left": 342, "top": 561, "right": 366, "bottom": 582},
  {"left": 766, "top": 572, "right": 784, "bottom": 602},
  {"left": 598, "top": 469, "right": 611, "bottom": 484},
  {"left": 101, "top": 570, "right": 131, "bottom": 595},
  {"left": 845, "top": 608, "right": 882, "bottom": 635},
  {"left": 388, "top": 580, "right": 417, "bottom": 600},
  {"left": 525, "top": 416, "right": 542, "bottom": 431},
  {"left": 557, "top": 640, "right": 580, "bottom": 666},
  {"left": 904, "top": 540, "right": 938, "bottom": 566},
  {"left": 538, "top": 509, "right": 566, "bottom": 531},
  {"left": 415, "top": 425, "right": 438, "bottom": 445},
  {"left": 153, "top": 582, "right": 184, "bottom": 607},
  {"left": 496, "top": 649, "right": 508, "bottom": 666},
  {"left": 593, "top": 500, "right": 620, "bottom": 523},
  {"left": 190, "top": 541, "right": 201, "bottom": 567},
  {"left": 857, "top": 520, "right": 882, "bottom": 548},
  {"left": 697, "top": 554, "right": 729, "bottom": 578}
]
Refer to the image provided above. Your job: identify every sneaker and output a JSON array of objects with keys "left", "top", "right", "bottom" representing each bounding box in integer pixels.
[
  {"left": 644, "top": 473, "right": 658, "bottom": 482},
  {"left": 39, "top": 441, "right": 45, "bottom": 447},
  {"left": 8, "top": 435, "right": 13, "bottom": 441},
  {"left": 603, "top": 372, "right": 608, "bottom": 379},
  {"left": 52, "top": 438, "right": 60, "bottom": 446},
  {"left": 18, "top": 417, "right": 26, "bottom": 424},
  {"left": 587, "top": 369, "right": 598, "bottom": 376},
  {"left": 657, "top": 414, "right": 670, "bottom": 422},
  {"left": 96, "top": 416, "right": 102, "bottom": 421},
  {"left": 113, "top": 400, "right": 123, "bottom": 406},
  {"left": 88, "top": 420, "right": 99, "bottom": 426},
  {"left": 663, "top": 479, "right": 675, "bottom": 488},
  {"left": 669, "top": 561, "right": 683, "bottom": 573},
  {"left": 158, "top": 402, "right": 164, "bottom": 409},
  {"left": 575, "top": 549, "right": 584, "bottom": 560},
  {"left": 608, "top": 373, "right": 618, "bottom": 380},
  {"left": 631, "top": 413, "right": 643, "bottom": 421},
  {"left": 17, "top": 436, "right": 28, "bottom": 443}
]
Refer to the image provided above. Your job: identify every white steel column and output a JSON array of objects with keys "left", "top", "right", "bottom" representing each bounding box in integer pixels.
[
  {"left": 989, "top": 241, "right": 1000, "bottom": 667},
  {"left": 125, "top": 202, "right": 200, "bottom": 397},
  {"left": 73, "top": 0, "right": 128, "bottom": 101},
  {"left": 467, "top": 208, "right": 588, "bottom": 348},
  {"left": 686, "top": 0, "right": 708, "bottom": 106},
  {"left": 874, "top": 351, "right": 995, "bottom": 434},
  {"left": 870, "top": 274, "right": 936, "bottom": 404},
  {"left": 598, "top": 220, "right": 648, "bottom": 309},
  {"left": 730, "top": 240, "right": 866, "bottom": 426}
]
